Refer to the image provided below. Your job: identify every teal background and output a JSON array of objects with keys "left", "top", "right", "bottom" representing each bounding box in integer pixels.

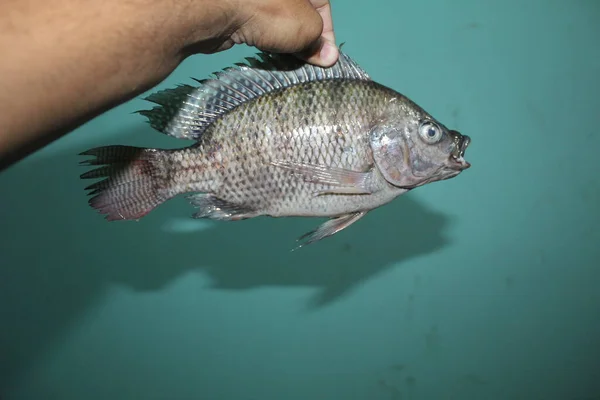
[{"left": 1, "top": 0, "right": 599, "bottom": 398}]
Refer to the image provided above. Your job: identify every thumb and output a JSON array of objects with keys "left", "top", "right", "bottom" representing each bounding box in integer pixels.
[
  {"left": 233, "top": 0, "right": 338, "bottom": 67},
  {"left": 296, "top": 0, "right": 338, "bottom": 67}
]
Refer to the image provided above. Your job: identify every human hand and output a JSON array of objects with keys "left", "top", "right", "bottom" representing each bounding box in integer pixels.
[
  {"left": 176, "top": 0, "right": 339, "bottom": 67},
  {"left": 0, "top": 0, "right": 339, "bottom": 169}
]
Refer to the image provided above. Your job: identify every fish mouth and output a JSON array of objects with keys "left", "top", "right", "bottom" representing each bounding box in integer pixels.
[{"left": 449, "top": 130, "right": 471, "bottom": 170}]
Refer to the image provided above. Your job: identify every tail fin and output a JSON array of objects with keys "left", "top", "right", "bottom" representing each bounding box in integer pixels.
[{"left": 79, "top": 145, "right": 170, "bottom": 221}]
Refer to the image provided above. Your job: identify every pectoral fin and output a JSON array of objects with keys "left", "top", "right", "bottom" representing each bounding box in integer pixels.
[
  {"left": 294, "top": 211, "right": 367, "bottom": 249},
  {"left": 269, "top": 160, "right": 373, "bottom": 195}
]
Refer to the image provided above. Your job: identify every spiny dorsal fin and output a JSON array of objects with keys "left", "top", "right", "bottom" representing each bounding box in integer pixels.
[{"left": 136, "top": 50, "right": 371, "bottom": 141}]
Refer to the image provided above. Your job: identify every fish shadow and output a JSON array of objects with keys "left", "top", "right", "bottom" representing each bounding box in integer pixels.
[{"left": 0, "top": 125, "right": 452, "bottom": 390}]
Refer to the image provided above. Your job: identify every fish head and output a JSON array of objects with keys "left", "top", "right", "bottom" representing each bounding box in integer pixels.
[{"left": 370, "top": 101, "right": 471, "bottom": 189}]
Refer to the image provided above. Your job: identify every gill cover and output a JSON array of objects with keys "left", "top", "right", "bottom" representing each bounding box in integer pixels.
[{"left": 370, "top": 123, "right": 421, "bottom": 188}]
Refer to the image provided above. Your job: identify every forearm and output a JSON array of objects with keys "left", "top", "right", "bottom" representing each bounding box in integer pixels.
[
  {"left": 0, "top": 0, "right": 221, "bottom": 168},
  {"left": 0, "top": 0, "right": 336, "bottom": 170}
]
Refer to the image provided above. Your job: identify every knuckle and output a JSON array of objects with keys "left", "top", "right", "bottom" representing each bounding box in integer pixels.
[
  {"left": 288, "top": 12, "right": 322, "bottom": 49},
  {"left": 238, "top": 0, "right": 324, "bottom": 52}
]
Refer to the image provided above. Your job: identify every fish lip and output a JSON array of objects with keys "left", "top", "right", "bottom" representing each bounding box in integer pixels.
[
  {"left": 450, "top": 155, "right": 471, "bottom": 170},
  {"left": 449, "top": 131, "right": 471, "bottom": 170}
]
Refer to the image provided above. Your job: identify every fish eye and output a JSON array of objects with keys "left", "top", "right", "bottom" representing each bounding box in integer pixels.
[{"left": 418, "top": 121, "right": 443, "bottom": 144}]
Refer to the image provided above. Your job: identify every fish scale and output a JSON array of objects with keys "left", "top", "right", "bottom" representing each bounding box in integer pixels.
[
  {"left": 79, "top": 50, "right": 471, "bottom": 246},
  {"left": 161, "top": 80, "right": 394, "bottom": 219}
]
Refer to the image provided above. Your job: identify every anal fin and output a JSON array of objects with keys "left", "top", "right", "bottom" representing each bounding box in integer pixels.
[
  {"left": 295, "top": 211, "right": 367, "bottom": 249},
  {"left": 269, "top": 160, "right": 373, "bottom": 196},
  {"left": 187, "top": 193, "right": 256, "bottom": 221}
]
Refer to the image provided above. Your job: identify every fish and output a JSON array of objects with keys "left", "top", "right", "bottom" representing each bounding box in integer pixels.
[{"left": 79, "top": 49, "right": 471, "bottom": 247}]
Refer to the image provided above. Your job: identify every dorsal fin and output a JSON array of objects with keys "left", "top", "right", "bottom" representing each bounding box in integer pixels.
[{"left": 136, "top": 50, "right": 371, "bottom": 141}]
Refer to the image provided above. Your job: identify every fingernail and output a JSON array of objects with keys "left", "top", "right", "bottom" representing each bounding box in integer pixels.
[{"left": 319, "top": 41, "right": 338, "bottom": 66}]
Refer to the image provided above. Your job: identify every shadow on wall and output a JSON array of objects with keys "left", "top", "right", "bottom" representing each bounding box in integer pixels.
[{"left": 0, "top": 124, "right": 453, "bottom": 390}]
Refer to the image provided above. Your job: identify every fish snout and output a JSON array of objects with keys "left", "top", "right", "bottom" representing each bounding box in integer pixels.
[{"left": 449, "top": 131, "right": 471, "bottom": 170}]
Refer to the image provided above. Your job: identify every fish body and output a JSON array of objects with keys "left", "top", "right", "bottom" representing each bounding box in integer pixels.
[{"left": 80, "top": 51, "right": 471, "bottom": 246}]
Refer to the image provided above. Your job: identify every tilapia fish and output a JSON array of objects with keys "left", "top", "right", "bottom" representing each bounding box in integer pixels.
[{"left": 80, "top": 50, "right": 471, "bottom": 246}]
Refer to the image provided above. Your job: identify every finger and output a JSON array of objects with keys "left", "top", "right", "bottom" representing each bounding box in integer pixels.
[
  {"left": 312, "top": 0, "right": 335, "bottom": 43},
  {"left": 294, "top": 0, "right": 338, "bottom": 67},
  {"left": 233, "top": 0, "right": 322, "bottom": 52}
]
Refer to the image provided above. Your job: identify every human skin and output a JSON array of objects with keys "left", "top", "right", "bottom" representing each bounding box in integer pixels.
[{"left": 0, "top": 0, "right": 338, "bottom": 171}]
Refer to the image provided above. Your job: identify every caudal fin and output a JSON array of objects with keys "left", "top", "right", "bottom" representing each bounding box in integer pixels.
[{"left": 79, "top": 145, "right": 170, "bottom": 221}]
